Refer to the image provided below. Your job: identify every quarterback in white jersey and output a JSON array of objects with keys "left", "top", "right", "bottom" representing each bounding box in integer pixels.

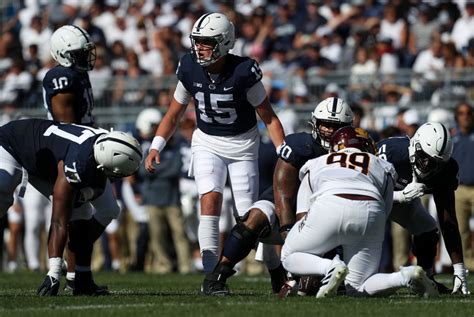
[{"left": 281, "top": 127, "right": 438, "bottom": 298}]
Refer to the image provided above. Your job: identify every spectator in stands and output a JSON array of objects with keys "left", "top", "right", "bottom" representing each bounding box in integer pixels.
[
  {"left": 88, "top": 49, "right": 113, "bottom": 104},
  {"left": 451, "top": 2, "right": 474, "bottom": 53},
  {"left": 452, "top": 102, "right": 474, "bottom": 271},
  {"left": 379, "top": 4, "right": 407, "bottom": 51},
  {"left": 349, "top": 46, "right": 377, "bottom": 90},
  {"left": 408, "top": 4, "right": 439, "bottom": 61},
  {"left": 19, "top": 15, "right": 52, "bottom": 61},
  {"left": 412, "top": 34, "right": 444, "bottom": 86}
]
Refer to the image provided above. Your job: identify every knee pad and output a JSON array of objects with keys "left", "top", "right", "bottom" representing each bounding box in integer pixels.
[{"left": 222, "top": 222, "right": 259, "bottom": 264}]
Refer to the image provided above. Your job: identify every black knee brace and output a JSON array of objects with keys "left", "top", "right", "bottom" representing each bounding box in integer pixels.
[
  {"left": 222, "top": 223, "right": 259, "bottom": 264},
  {"left": 413, "top": 229, "right": 439, "bottom": 272}
]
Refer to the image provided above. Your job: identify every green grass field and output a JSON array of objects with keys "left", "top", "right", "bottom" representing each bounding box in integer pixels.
[{"left": 0, "top": 272, "right": 473, "bottom": 317}]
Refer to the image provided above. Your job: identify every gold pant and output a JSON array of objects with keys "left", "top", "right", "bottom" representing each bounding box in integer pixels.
[{"left": 147, "top": 205, "right": 191, "bottom": 274}]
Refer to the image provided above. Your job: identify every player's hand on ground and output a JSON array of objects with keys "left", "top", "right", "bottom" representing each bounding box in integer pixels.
[
  {"left": 452, "top": 271, "right": 470, "bottom": 295},
  {"left": 145, "top": 149, "right": 160, "bottom": 173},
  {"left": 37, "top": 275, "right": 60, "bottom": 296}
]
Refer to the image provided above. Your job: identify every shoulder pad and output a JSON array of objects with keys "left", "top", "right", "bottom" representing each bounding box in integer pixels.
[
  {"left": 176, "top": 54, "right": 194, "bottom": 82},
  {"left": 233, "top": 56, "right": 262, "bottom": 88}
]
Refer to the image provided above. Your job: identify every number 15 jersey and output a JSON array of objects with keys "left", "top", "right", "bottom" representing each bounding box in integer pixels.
[{"left": 176, "top": 53, "right": 264, "bottom": 136}]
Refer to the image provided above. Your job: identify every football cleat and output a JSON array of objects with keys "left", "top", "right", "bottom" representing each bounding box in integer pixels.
[
  {"left": 401, "top": 266, "right": 439, "bottom": 298},
  {"left": 64, "top": 278, "right": 75, "bottom": 293},
  {"left": 278, "top": 279, "right": 298, "bottom": 300},
  {"left": 201, "top": 264, "right": 235, "bottom": 296},
  {"left": 37, "top": 275, "right": 60, "bottom": 296},
  {"left": 269, "top": 264, "right": 289, "bottom": 294},
  {"left": 316, "top": 255, "right": 348, "bottom": 298},
  {"left": 298, "top": 275, "right": 322, "bottom": 296},
  {"left": 73, "top": 271, "right": 109, "bottom": 296},
  {"left": 428, "top": 275, "right": 452, "bottom": 294},
  {"left": 201, "top": 277, "right": 230, "bottom": 296}
]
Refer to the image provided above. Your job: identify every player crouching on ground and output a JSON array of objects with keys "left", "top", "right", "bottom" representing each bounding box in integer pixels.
[
  {"left": 281, "top": 127, "right": 438, "bottom": 298},
  {"left": 0, "top": 119, "right": 142, "bottom": 296}
]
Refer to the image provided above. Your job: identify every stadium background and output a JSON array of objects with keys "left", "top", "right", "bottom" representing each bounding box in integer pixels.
[{"left": 1, "top": 0, "right": 474, "bottom": 298}]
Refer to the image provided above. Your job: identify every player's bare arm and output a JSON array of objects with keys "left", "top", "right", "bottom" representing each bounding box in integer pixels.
[
  {"left": 145, "top": 98, "right": 187, "bottom": 172},
  {"left": 274, "top": 158, "right": 299, "bottom": 240},
  {"left": 256, "top": 97, "right": 285, "bottom": 149},
  {"left": 433, "top": 189, "right": 464, "bottom": 265},
  {"left": 48, "top": 161, "right": 76, "bottom": 258},
  {"left": 51, "top": 92, "right": 78, "bottom": 123}
]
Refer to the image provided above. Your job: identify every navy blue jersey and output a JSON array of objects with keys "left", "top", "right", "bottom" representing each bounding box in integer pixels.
[
  {"left": 280, "top": 132, "right": 327, "bottom": 169},
  {"left": 177, "top": 53, "right": 262, "bottom": 136},
  {"left": 258, "top": 132, "right": 326, "bottom": 202},
  {"left": 0, "top": 119, "right": 106, "bottom": 191},
  {"left": 42, "top": 66, "right": 94, "bottom": 125},
  {"left": 377, "top": 136, "right": 458, "bottom": 192}
]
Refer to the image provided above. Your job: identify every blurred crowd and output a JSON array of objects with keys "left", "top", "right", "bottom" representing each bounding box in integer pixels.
[
  {"left": 1, "top": 0, "right": 474, "bottom": 275},
  {"left": 1, "top": 1, "right": 474, "bottom": 126}
]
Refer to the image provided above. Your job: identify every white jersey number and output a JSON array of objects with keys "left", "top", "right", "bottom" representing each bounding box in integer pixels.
[
  {"left": 326, "top": 152, "right": 370, "bottom": 175},
  {"left": 195, "top": 92, "right": 237, "bottom": 125}
]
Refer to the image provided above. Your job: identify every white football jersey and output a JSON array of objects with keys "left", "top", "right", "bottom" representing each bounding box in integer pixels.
[{"left": 299, "top": 148, "right": 397, "bottom": 204}]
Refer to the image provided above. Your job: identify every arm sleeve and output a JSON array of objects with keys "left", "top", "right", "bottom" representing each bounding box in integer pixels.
[
  {"left": 246, "top": 81, "right": 267, "bottom": 107},
  {"left": 383, "top": 174, "right": 395, "bottom": 215},
  {"left": 173, "top": 81, "right": 192, "bottom": 105},
  {"left": 296, "top": 171, "right": 312, "bottom": 215}
]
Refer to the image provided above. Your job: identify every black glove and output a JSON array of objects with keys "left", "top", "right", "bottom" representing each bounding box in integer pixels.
[{"left": 37, "top": 275, "right": 60, "bottom": 296}]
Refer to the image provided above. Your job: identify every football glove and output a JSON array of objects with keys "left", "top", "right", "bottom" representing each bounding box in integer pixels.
[
  {"left": 37, "top": 275, "right": 60, "bottom": 296},
  {"left": 452, "top": 270, "right": 470, "bottom": 295},
  {"left": 393, "top": 181, "right": 427, "bottom": 203}
]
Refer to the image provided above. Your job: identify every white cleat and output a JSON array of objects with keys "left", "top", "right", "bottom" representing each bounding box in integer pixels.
[
  {"left": 401, "top": 265, "right": 439, "bottom": 298},
  {"left": 316, "top": 255, "right": 348, "bottom": 298}
]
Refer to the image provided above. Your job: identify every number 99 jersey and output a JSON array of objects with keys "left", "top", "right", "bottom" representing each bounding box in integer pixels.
[
  {"left": 299, "top": 149, "right": 397, "bottom": 203},
  {"left": 42, "top": 65, "right": 94, "bottom": 125},
  {"left": 176, "top": 53, "right": 262, "bottom": 136}
]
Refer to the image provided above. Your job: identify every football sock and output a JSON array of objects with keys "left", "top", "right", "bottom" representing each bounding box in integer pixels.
[
  {"left": 47, "top": 257, "right": 63, "bottom": 280},
  {"left": 66, "top": 272, "right": 75, "bottom": 281},
  {"left": 282, "top": 252, "right": 330, "bottom": 276},
  {"left": 198, "top": 215, "right": 220, "bottom": 273},
  {"left": 358, "top": 272, "right": 405, "bottom": 296},
  {"left": 261, "top": 243, "right": 281, "bottom": 270}
]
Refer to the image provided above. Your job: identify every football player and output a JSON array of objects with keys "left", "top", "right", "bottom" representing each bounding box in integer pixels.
[
  {"left": 41, "top": 25, "right": 121, "bottom": 293},
  {"left": 144, "top": 12, "right": 285, "bottom": 284},
  {"left": 281, "top": 127, "right": 438, "bottom": 298},
  {"left": 0, "top": 119, "right": 141, "bottom": 295},
  {"left": 200, "top": 97, "right": 353, "bottom": 296},
  {"left": 378, "top": 122, "right": 470, "bottom": 295}
]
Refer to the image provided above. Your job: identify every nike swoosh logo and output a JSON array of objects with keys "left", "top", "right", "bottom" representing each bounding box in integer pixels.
[{"left": 223, "top": 87, "right": 233, "bottom": 91}]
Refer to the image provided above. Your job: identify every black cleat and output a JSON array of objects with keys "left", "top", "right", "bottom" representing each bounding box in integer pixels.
[
  {"left": 269, "top": 264, "right": 288, "bottom": 294},
  {"left": 201, "top": 264, "right": 235, "bottom": 296},
  {"left": 73, "top": 271, "right": 109, "bottom": 296},
  {"left": 429, "top": 275, "right": 452, "bottom": 294}
]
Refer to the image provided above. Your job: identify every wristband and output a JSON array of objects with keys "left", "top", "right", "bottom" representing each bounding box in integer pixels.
[
  {"left": 150, "top": 136, "right": 166, "bottom": 152},
  {"left": 279, "top": 224, "right": 293, "bottom": 234},
  {"left": 276, "top": 143, "right": 284, "bottom": 155}
]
